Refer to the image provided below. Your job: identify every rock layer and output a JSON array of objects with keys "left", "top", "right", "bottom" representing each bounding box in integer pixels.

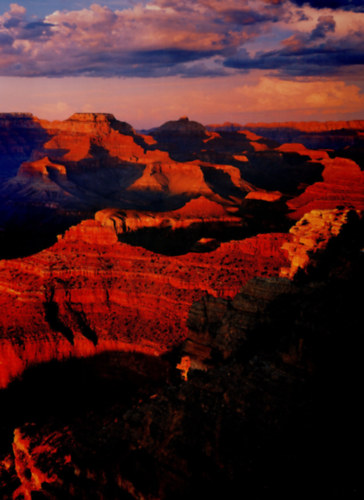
[
  {"left": 95, "top": 196, "right": 241, "bottom": 235},
  {"left": 280, "top": 208, "right": 360, "bottom": 278},
  {"left": 287, "top": 156, "right": 364, "bottom": 219},
  {"left": 0, "top": 218, "right": 290, "bottom": 388}
]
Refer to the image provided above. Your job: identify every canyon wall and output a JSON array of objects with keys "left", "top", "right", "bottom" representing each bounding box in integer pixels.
[{"left": 0, "top": 217, "right": 291, "bottom": 388}]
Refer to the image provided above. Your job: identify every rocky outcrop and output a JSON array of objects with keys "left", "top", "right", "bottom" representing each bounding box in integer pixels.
[
  {"left": 44, "top": 112, "right": 135, "bottom": 136},
  {"left": 280, "top": 208, "right": 360, "bottom": 278},
  {"left": 149, "top": 117, "right": 219, "bottom": 162},
  {"left": 245, "top": 191, "right": 282, "bottom": 202},
  {"left": 153, "top": 116, "right": 208, "bottom": 138},
  {"left": 3, "top": 157, "right": 74, "bottom": 203},
  {"left": 127, "top": 159, "right": 215, "bottom": 197},
  {"left": 180, "top": 207, "right": 363, "bottom": 376},
  {"left": 43, "top": 113, "right": 145, "bottom": 163}
]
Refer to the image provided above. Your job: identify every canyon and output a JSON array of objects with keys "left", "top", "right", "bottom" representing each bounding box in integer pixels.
[{"left": 0, "top": 112, "right": 362, "bottom": 498}]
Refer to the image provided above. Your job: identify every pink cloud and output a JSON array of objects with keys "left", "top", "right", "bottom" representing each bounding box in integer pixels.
[{"left": 0, "top": 2, "right": 273, "bottom": 77}]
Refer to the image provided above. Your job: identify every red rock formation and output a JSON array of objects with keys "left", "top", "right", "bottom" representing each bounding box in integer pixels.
[
  {"left": 0, "top": 113, "right": 50, "bottom": 180},
  {"left": 127, "top": 159, "right": 215, "bottom": 196},
  {"left": 0, "top": 219, "right": 290, "bottom": 388},
  {"left": 95, "top": 196, "right": 241, "bottom": 234},
  {"left": 3, "top": 157, "right": 73, "bottom": 203},
  {"left": 7, "top": 113, "right": 252, "bottom": 206},
  {"left": 233, "top": 154, "right": 249, "bottom": 162},
  {"left": 42, "top": 113, "right": 144, "bottom": 163},
  {"left": 244, "top": 120, "right": 364, "bottom": 132},
  {"left": 277, "top": 143, "right": 330, "bottom": 161},
  {"left": 9, "top": 427, "right": 61, "bottom": 499},
  {"left": 287, "top": 156, "right": 364, "bottom": 219},
  {"left": 238, "top": 130, "right": 263, "bottom": 141},
  {"left": 154, "top": 116, "right": 208, "bottom": 137},
  {"left": 250, "top": 141, "right": 269, "bottom": 152},
  {"left": 16, "top": 157, "right": 67, "bottom": 179},
  {"left": 245, "top": 191, "right": 282, "bottom": 202}
]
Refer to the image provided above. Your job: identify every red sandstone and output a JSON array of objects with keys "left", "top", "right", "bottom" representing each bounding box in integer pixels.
[{"left": 0, "top": 219, "right": 290, "bottom": 388}]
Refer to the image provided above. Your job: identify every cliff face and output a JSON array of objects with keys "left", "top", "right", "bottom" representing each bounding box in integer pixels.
[
  {"left": 0, "top": 217, "right": 290, "bottom": 389},
  {"left": 242, "top": 120, "right": 364, "bottom": 151},
  {"left": 280, "top": 208, "right": 360, "bottom": 278},
  {"left": 287, "top": 156, "right": 364, "bottom": 219},
  {"left": 0, "top": 113, "right": 50, "bottom": 180},
  {"left": 95, "top": 196, "right": 241, "bottom": 234},
  {"left": 1, "top": 205, "right": 357, "bottom": 389},
  {"left": 180, "top": 207, "right": 363, "bottom": 375}
]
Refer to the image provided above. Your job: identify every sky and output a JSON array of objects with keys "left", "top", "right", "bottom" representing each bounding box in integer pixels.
[{"left": 0, "top": 0, "right": 363, "bottom": 128}]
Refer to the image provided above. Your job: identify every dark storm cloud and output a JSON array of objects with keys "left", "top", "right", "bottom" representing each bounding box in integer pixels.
[
  {"left": 290, "top": 0, "right": 364, "bottom": 12},
  {"left": 224, "top": 41, "right": 364, "bottom": 77},
  {"left": 0, "top": 32, "right": 13, "bottom": 45},
  {"left": 310, "top": 15, "right": 336, "bottom": 39},
  {"left": 19, "top": 21, "right": 55, "bottom": 40},
  {"left": 219, "top": 9, "right": 278, "bottom": 25}
]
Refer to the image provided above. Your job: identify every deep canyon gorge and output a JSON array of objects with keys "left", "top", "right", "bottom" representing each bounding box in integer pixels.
[{"left": 0, "top": 112, "right": 363, "bottom": 498}]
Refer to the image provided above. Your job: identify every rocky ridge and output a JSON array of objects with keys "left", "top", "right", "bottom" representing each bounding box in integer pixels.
[
  {"left": 94, "top": 197, "right": 241, "bottom": 235},
  {"left": 0, "top": 215, "right": 291, "bottom": 388}
]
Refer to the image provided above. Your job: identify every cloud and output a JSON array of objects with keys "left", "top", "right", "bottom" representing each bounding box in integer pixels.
[
  {"left": 0, "top": 1, "right": 363, "bottom": 79},
  {"left": 225, "top": 10, "right": 364, "bottom": 78},
  {"left": 0, "top": 2, "right": 251, "bottom": 77},
  {"left": 235, "top": 77, "right": 364, "bottom": 112},
  {"left": 290, "top": 1, "right": 364, "bottom": 13},
  {"left": 310, "top": 15, "right": 336, "bottom": 40}
]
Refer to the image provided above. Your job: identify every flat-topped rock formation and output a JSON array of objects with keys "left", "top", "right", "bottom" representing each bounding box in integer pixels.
[{"left": 95, "top": 196, "right": 241, "bottom": 234}]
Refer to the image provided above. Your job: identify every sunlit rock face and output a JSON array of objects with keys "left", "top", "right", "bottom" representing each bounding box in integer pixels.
[
  {"left": 280, "top": 208, "right": 360, "bottom": 278},
  {"left": 240, "top": 120, "right": 364, "bottom": 150},
  {"left": 0, "top": 214, "right": 291, "bottom": 388},
  {"left": 287, "top": 156, "right": 364, "bottom": 219},
  {"left": 95, "top": 196, "right": 241, "bottom": 234}
]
